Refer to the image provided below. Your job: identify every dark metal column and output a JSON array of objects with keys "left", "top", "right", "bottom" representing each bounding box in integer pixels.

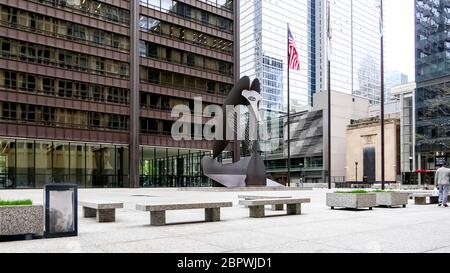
[
  {"left": 232, "top": 0, "right": 241, "bottom": 163},
  {"left": 327, "top": 59, "right": 331, "bottom": 189},
  {"left": 129, "top": 0, "right": 140, "bottom": 188},
  {"left": 327, "top": 1, "right": 332, "bottom": 189}
]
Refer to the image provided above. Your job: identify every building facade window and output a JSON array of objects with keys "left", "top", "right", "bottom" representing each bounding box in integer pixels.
[
  {"left": 140, "top": 0, "right": 233, "bottom": 31},
  {"left": 0, "top": 102, "right": 129, "bottom": 131},
  {"left": 140, "top": 66, "right": 232, "bottom": 95},
  {"left": 0, "top": 5, "right": 130, "bottom": 51},
  {"left": 139, "top": 40, "right": 232, "bottom": 75},
  {"left": 0, "top": 38, "right": 129, "bottom": 78},
  {"left": 0, "top": 70, "right": 130, "bottom": 105},
  {"left": 28, "top": 0, "right": 130, "bottom": 25},
  {"left": 139, "top": 15, "right": 233, "bottom": 54}
]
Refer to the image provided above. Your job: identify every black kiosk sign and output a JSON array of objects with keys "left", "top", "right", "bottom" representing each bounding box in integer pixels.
[
  {"left": 436, "top": 157, "right": 448, "bottom": 168},
  {"left": 44, "top": 184, "right": 78, "bottom": 238}
]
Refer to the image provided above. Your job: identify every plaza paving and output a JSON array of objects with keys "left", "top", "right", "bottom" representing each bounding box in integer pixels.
[{"left": 0, "top": 188, "right": 449, "bottom": 253}]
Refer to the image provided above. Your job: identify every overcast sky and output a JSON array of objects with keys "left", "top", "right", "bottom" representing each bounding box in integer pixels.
[{"left": 385, "top": 0, "right": 415, "bottom": 80}]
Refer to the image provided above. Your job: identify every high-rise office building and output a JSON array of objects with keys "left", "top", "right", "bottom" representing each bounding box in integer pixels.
[
  {"left": 415, "top": 0, "right": 450, "bottom": 183},
  {"left": 0, "top": 0, "right": 238, "bottom": 189},
  {"left": 385, "top": 70, "right": 408, "bottom": 102},
  {"left": 239, "top": 0, "right": 382, "bottom": 184},
  {"left": 316, "top": 0, "right": 382, "bottom": 104},
  {"left": 240, "top": 0, "right": 316, "bottom": 114},
  {"left": 239, "top": 0, "right": 316, "bottom": 184}
]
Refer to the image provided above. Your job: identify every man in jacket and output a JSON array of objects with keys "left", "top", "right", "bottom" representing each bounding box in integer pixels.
[{"left": 435, "top": 162, "right": 450, "bottom": 207}]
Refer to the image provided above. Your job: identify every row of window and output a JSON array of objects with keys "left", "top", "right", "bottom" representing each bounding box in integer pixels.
[
  {"left": 140, "top": 92, "right": 182, "bottom": 111},
  {"left": 198, "top": 0, "right": 233, "bottom": 11},
  {"left": 33, "top": 0, "right": 130, "bottom": 25},
  {"left": 0, "top": 101, "right": 224, "bottom": 135},
  {"left": 140, "top": 0, "right": 233, "bottom": 32},
  {"left": 0, "top": 70, "right": 130, "bottom": 105},
  {"left": 139, "top": 40, "right": 232, "bottom": 76},
  {"left": 0, "top": 38, "right": 129, "bottom": 78},
  {"left": 0, "top": 102, "right": 129, "bottom": 130},
  {"left": 139, "top": 15, "right": 233, "bottom": 53},
  {"left": 140, "top": 92, "right": 219, "bottom": 112},
  {"left": 140, "top": 66, "right": 232, "bottom": 95},
  {"left": 0, "top": 5, "right": 130, "bottom": 51},
  {"left": 140, "top": 117, "right": 223, "bottom": 138},
  {"left": 140, "top": 117, "right": 173, "bottom": 135},
  {"left": 0, "top": 68, "right": 229, "bottom": 109}
]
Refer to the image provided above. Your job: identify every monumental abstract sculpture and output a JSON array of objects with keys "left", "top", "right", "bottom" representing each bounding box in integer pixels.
[{"left": 201, "top": 76, "right": 282, "bottom": 188}]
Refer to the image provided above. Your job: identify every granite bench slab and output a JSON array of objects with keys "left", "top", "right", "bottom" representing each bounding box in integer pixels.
[
  {"left": 136, "top": 202, "right": 233, "bottom": 226},
  {"left": 238, "top": 195, "right": 292, "bottom": 200},
  {"left": 238, "top": 195, "right": 292, "bottom": 211},
  {"left": 79, "top": 201, "right": 124, "bottom": 223},
  {"left": 239, "top": 198, "right": 311, "bottom": 218}
]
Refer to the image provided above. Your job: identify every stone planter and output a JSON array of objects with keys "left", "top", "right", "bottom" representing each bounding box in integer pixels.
[
  {"left": 327, "top": 193, "right": 376, "bottom": 210},
  {"left": 375, "top": 192, "right": 409, "bottom": 208},
  {"left": 0, "top": 205, "right": 44, "bottom": 237}
]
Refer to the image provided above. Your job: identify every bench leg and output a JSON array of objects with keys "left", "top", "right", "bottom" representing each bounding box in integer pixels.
[
  {"left": 97, "top": 209, "right": 116, "bottom": 223},
  {"left": 205, "top": 208, "right": 221, "bottom": 222},
  {"left": 83, "top": 207, "right": 97, "bottom": 218},
  {"left": 272, "top": 204, "right": 284, "bottom": 211},
  {"left": 287, "top": 204, "right": 301, "bottom": 215},
  {"left": 430, "top": 196, "right": 439, "bottom": 204},
  {"left": 415, "top": 197, "right": 426, "bottom": 205},
  {"left": 150, "top": 211, "right": 166, "bottom": 226},
  {"left": 249, "top": 206, "right": 265, "bottom": 218}
]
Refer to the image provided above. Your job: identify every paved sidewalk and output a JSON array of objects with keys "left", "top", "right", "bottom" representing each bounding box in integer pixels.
[{"left": 0, "top": 188, "right": 449, "bottom": 253}]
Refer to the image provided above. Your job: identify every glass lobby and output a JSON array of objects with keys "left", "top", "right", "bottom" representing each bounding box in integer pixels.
[
  {"left": 0, "top": 138, "right": 130, "bottom": 189},
  {"left": 140, "top": 147, "right": 212, "bottom": 188},
  {"left": 0, "top": 138, "right": 212, "bottom": 189}
]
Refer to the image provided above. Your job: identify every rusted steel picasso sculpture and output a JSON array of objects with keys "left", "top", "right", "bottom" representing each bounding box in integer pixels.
[{"left": 201, "top": 76, "right": 282, "bottom": 187}]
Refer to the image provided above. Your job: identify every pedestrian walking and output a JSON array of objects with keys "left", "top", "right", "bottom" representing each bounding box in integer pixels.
[{"left": 435, "top": 162, "right": 450, "bottom": 207}]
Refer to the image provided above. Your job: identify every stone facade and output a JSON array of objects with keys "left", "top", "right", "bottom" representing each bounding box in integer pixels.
[{"left": 346, "top": 117, "right": 401, "bottom": 183}]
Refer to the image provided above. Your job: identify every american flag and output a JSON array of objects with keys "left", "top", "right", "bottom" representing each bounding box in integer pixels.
[{"left": 288, "top": 27, "right": 300, "bottom": 71}]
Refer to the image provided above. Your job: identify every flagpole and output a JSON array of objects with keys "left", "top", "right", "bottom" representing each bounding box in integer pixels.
[
  {"left": 327, "top": 0, "right": 332, "bottom": 189},
  {"left": 380, "top": 0, "right": 385, "bottom": 190},
  {"left": 287, "top": 23, "right": 291, "bottom": 187}
]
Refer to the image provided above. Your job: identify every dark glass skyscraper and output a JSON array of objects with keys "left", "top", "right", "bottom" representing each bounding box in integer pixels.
[
  {"left": 415, "top": 0, "right": 450, "bottom": 181},
  {"left": 0, "top": 0, "right": 238, "bottom": 189}
]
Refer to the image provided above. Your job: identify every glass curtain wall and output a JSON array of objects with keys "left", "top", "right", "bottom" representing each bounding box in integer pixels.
[
  {"left": 140, "top": 146, "right": 212, "bottom": 187},
  {"left": 0, "top": 138, "right": 129, "bottom": 189}
]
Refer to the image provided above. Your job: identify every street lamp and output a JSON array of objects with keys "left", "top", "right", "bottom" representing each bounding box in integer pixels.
[
  {"left": 355, "top": 162, "right": 359, "bottom": 183},
  {"left": 299, "top": 162, "right": 304, "bottom": 188}
]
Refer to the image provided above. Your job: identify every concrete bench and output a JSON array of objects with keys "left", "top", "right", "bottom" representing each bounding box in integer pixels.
[
  {"left": 238, "top": 195, "right": 292, "bottom": 211},
  {"left": 398, "top": 190, "right": 434, "bottom": 200},
  {"left": 239, "top": 198, "right": 311, "bottom": 218},
  {"left": 79, "top": 201, "right": 124, "bottom": 223},
  {"left": 136, "top": 202, "right": 233, "bottom": 226},
  {"left": 413, "top": 194, "right": 439, "bottom": 205}
]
